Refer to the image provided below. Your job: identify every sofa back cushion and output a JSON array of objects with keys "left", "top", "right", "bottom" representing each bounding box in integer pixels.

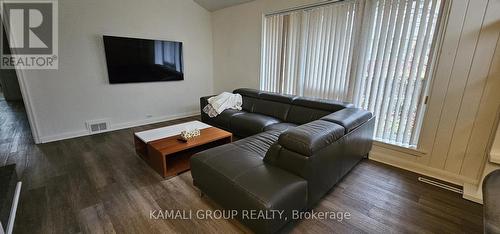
[
  {"left": 241, "top": 96, "right": 259, "bottom": 112},
  {"left": 234, "top": 88, "right": 261, "bottom": 112},
  {"left": 292, "top": 97, "right": 353, "bottom": 112},
  {"left": 286, "top": 106, "right": 331, "bottom": 125},
  {"left": 286, "top": 97, "right": 353, "bottom": 124},
  {"left": 252, "top": 99, "right": 289, "bottom": 120},
  {"left": 252, "top": 92, "right": 295, "bottom": 120},
  {"left": 233, "top": 89, "right": 354, "bottom": 122}
]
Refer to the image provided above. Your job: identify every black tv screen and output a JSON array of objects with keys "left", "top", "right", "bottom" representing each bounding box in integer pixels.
[{"left": 103, "top": 35, "right": 184, "bottom": 84}]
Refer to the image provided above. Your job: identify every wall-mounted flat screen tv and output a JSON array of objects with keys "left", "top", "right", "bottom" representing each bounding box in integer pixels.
[{"left": 103, "top": 35, "right": 184, "bottom": 84}]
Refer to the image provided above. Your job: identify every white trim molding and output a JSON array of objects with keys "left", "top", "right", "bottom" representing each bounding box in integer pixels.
[
  {"left": 6, "top": 182, "right": 21, "bottom": 234},
  {"left": 369, "top": 151, "right": 478, "bottom": 186},
  {"left": 14, "top": 69, "right": 42, "bottom": 143},
  {"left": 462, "top": 162, "right": 500, "bottom": 204},
  {"left": 39, "top": 111, "right": 200, "bottom": 143},
  {"left": 463, "top": 110, "right": 500, "bottom": 204},
  {"left": 372, "top": 141, "right": 427, "bottom": 157}
]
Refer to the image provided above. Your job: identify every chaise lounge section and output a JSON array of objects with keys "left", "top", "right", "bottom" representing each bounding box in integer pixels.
[{"left": 191, "top": 88, "right": 374, "bottom": 233}]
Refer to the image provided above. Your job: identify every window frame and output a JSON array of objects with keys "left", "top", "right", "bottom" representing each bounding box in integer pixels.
[{"left": 259, "top": 0, "right": 452, "bottom": 151}]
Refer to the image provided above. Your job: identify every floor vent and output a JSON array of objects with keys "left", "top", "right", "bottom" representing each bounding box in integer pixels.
[
  {"left": 86, "top": 120, "right": 109, "bottom": 133},
  {"left": 418, "top": 177, "right": 463, "bottom": 194}
]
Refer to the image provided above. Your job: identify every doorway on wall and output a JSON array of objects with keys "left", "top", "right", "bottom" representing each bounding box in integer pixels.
[
  {"left": 0, "top": 82, "right": 4, "bottom": 100},
  {"left": 0, "top": 24, "right": 34, "bottom": 147}
]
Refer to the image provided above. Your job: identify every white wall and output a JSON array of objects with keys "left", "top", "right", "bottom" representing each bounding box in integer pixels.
[
  {"left": 211, "top": 0, "right": 500, "bottom": 197},
  {"left": 19, "top": 0, "right": 214, "bottom": 142}
]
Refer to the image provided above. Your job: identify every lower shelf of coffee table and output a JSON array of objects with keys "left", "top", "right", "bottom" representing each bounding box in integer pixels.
[{"left": 139, "top": 135, "right": 232, "bottom": 178}]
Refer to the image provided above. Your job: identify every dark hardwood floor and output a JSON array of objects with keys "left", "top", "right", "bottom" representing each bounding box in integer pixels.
[{"left": 0, "top": 100, "right": 483, "bottom": 233}]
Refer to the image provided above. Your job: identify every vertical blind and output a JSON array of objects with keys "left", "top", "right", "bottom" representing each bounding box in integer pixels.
[
  {"left": 260, "top": 0, "right": 364, "bottom": 100},
  {"left": 260, "top": 0, "right": 446, "bottom": 148},
  {"left": 354, "top": 0, "right": 444, "bottom": 147}
]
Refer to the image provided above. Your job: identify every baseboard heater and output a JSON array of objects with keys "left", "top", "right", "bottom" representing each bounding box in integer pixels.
[{"left": 418, "top": 177, "right": 463, "bottom": 194}]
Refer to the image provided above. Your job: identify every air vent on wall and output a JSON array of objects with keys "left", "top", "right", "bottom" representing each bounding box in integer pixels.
[{"left": 86, "top": 120, "right": 110, "bottom": 134}]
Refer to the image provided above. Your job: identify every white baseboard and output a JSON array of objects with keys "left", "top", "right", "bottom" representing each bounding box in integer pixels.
[
  {"left": 369, "top": 151, "right": 478, "bottom": 187},
  {"left": 461, "top": 162, "right": 500, "bottom": 204},
  {"left": 463, "top": 183, "right": 483, "bottom": 204},
  {"left": 39, "top": 111, "right": 200, "bottom": 143},
  {"left": 371, "top": 151, "right": 483, "bottom": 204}
]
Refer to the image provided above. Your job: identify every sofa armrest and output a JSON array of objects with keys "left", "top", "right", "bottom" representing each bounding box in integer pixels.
[
  {"left": 320, "top": 108, "right": 372, "bottom": 133},
  {"left": 200, "top": 95, "right": 216, "bottom": 122},
  {"left": 277, "top": 120, "right": 344, "bottom": 156},
  {"left": 200, "top": 95, "right": 215, "bottom": 107}
]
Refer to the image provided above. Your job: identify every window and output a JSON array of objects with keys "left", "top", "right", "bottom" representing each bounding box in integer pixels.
[
  {"left": 260, "top": 0, "right": 362, "bottom": 100},
  {"left": 260, "top": 0, "right": 446, "bottom": 148}
]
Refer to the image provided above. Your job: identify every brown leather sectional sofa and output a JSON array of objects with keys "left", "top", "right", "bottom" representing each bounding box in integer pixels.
[{"left": 191, "top": 88, "right": 375, "bottom": 233}]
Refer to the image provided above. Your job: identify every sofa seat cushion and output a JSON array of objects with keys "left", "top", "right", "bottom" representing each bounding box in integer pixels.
[
  {"left": 230, "top": 113, "right": 281, "bottom": 137},
  {"left": 233, "top": 130, "right": 282, "bottom": 155},
  {"left": 192, "top": 130, "right": 281, "bottom": 175},
  {"left": 264, "top": 122, "right": 298, "bottom": 132},
  {"left": 191, "top": 131, "right": 307, "bottom": 234},
  {"left": 205, "top": 109, "right": 246, "bottom": 130},
  {"left": 192, "top": 143, "right": 264, "bottom": 179}
]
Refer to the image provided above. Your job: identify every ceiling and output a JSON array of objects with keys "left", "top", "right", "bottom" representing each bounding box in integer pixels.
[{"left": 193, "top": 0, "right": 255, "bottom": 12}]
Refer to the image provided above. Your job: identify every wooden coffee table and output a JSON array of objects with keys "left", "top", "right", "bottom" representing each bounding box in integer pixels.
[{"left": 134, "top": 121, "right": 232, "bottom": 178}]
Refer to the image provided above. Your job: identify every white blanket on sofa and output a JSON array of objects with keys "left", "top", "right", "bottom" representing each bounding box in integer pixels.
[{"left": 203, "top": 92, "right": 242, "bottom": 117}]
